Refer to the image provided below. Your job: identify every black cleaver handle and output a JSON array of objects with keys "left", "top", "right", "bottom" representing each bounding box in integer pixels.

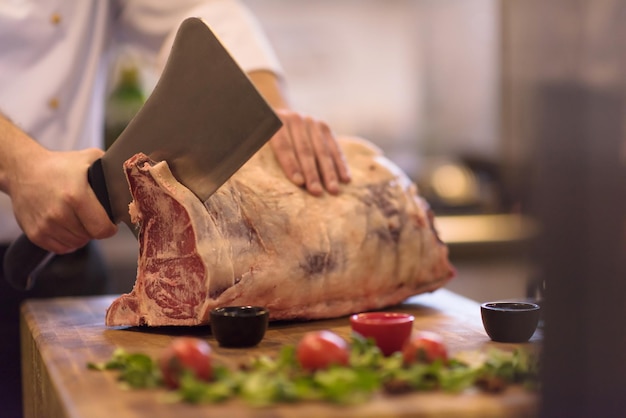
[
  {"left": 3, "top": 159, "right": 112, "bottom": 291},
  {"left": 87, "top": 158, "right": 115, "bottom": 222}
]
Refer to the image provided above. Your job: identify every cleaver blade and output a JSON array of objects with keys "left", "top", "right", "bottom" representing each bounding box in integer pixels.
[{"left": 3, "top": 17, "right": 282, "bottom": 290}]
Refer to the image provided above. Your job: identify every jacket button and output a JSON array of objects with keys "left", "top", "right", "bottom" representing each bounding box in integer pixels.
[
  {"left": 51, "top": 13, "right": 62, "bottom": 25},
  {"left": 48, "top": 98, "right": 60, "bottom": 110}
]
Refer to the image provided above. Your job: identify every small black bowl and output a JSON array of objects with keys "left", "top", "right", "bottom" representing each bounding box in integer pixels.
[
  {"left": 210, "top": 306, "right": 269, "bottom": 348},
  {"left": 480, "top": 301, "right": 541, "bottom": 343}
]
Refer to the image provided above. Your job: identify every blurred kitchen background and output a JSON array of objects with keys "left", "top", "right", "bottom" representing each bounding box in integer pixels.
[{"left": 101, "top": 0, "right": 538, "bottom": 302}]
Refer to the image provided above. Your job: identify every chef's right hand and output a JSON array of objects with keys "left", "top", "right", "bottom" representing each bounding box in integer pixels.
[{"left": 7, "top": 147, "right": 118, "bottom": 254}]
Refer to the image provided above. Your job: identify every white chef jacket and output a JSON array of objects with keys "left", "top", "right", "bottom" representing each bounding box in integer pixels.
[{"left": 0, "top": 0, "right": 282, "bottom": 243}]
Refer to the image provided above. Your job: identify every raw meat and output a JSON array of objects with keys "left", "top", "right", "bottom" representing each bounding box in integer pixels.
[{"left": 105, "top": 137, "right": 455, "bottom": 327}]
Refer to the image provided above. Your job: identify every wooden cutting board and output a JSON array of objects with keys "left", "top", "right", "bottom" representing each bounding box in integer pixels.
[{"left": 20, "top": 289, "right": 539, "bottom": 418}]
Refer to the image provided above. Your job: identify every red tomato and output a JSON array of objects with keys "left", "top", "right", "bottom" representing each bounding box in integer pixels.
[
  {"left": 402, "top": 331, "right": 448, "bottom": 365},
  {"left": 158, "top": 337, "right": 213, "bottom": 388},
  {"left": 296, "top": 330, "right": 350, "bottom": 371}
]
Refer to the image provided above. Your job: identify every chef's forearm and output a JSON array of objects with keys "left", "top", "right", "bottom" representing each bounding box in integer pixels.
[
  {"left": 247, "top": 70, "right": 291, "bottom": 110},
  {"left": 0, "top": 111, "right": 43, "bottom": 196}
]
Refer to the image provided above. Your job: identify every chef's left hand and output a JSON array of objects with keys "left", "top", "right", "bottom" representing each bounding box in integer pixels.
[{"left": 270, "top": 109, "right": 351, "bottom": 196}]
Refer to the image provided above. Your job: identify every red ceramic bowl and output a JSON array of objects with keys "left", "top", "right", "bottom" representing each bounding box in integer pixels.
[{"left": 350, "top": 312, "right": 415, "bottom": 356}]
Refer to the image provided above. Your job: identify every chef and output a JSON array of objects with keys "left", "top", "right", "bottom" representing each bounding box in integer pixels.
[{"left": 0, "top": 1, "right": 350, "bottom": 416}]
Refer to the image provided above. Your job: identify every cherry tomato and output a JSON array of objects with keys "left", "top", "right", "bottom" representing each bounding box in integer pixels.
[
  {"left": 296, "top": 330, "right": 350, "bottom": 371},
  {"left": 402, "top": 331, "right": 448, "bottom": 365},
  {"left": 158, "top": 337, "right": 213, "bottom": 388}
]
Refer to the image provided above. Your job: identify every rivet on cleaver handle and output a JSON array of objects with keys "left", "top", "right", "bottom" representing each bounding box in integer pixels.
[{"left": 4, "top": 17, "right": 282, "bottom": 291}]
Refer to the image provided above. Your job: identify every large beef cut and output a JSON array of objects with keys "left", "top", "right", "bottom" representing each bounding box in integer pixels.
[{"left": 105, "top": 137, "right": 455, "bottom": 327}]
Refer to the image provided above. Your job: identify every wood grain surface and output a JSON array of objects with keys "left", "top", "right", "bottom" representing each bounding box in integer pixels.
[{"left": 20, "top": 289, "right": 539, "bottom": 418}]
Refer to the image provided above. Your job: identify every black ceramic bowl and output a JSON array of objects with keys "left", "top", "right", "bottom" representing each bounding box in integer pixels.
[
  {"left": 210, "top": 306, "right": 269, "bottom": 348},
  {"left": 480, "top": 301, "right": 541, "bottom": 343}
]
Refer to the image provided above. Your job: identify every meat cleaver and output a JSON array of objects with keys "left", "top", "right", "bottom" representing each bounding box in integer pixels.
[{"left": 3, "top": 17, "right": 282, "bottom": 291}]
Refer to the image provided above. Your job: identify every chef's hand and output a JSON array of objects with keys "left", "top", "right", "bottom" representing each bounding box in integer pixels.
[
  {"left": 270, "top": 109, "right": 351, "bottom": 196},
  {"left": 6, "top": 145, "right": 118, "bottom": 254},
  {"left": 246, "top": 71, "right": 351, "bottom": 196}
]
